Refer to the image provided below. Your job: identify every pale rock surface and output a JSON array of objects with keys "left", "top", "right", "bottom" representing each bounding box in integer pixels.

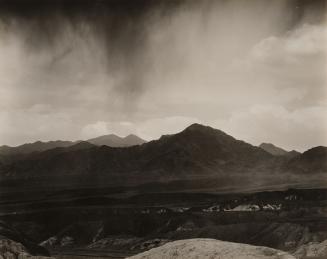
[
  {"left": 293, "top": 240, "right": 327, "bottom": 259},
  {"left": 128, "top": 239, "right": 296, "bottom": 259}
]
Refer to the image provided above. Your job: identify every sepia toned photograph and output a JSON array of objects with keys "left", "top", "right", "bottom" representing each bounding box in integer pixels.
[{"left": 0, "top": 0, "right": 326, "bottom": 258}]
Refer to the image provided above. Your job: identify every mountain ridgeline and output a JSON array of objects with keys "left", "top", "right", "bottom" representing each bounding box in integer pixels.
[
  {"left": 0, "top": 134, "right": 146, "bottom": 156},
  {"left": 0, "top": 124, "right": 326, "bottom": 193},
  {"left": 87, "top": 134, "right": 146, "bottom": 147}
]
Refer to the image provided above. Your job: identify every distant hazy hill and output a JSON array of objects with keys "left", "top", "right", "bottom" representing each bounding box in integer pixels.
[
  {"left": 259, "top": 143, "right": 288, "bottom": 156},
  {"left": 259, "top": 143, "right": 300, "bottom": 158},
  {"left": 0, "top": 140, "right": 76, "bottom": 156},
  {"left": 87, "top": 134, "right": 146, "bottom": 147},
  {"left": 0, "top": 134, "right": 146, "bottom": 157},
  {"left": 0, "top": 124, "right": 325, "bottom": 192}
]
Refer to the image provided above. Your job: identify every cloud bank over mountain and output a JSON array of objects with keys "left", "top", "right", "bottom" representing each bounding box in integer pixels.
[{"left": 0, "top": 0, "right": 325, "bottom": 151}]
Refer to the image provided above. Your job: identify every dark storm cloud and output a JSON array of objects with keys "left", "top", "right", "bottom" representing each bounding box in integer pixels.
[
  {"left": 0, "top": 0, "right": 183, "bottom": 101},
  {"left": 0, "top": 0, "right": 324, "bottom": 72},
  {"left": 0, "top": 0, "right": 181, "bottom": 60},
  {"left": 0, "top": 0, "right": 324, "bottom": 52}
]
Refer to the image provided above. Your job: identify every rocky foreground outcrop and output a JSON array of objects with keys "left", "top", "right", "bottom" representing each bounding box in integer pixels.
[
  {"left": 0, "top": 238, "right": 53, "bottom": 259},
  {"left": 127, "top": 239, "right": 296, "bottom": 259},
  {"left": 0, "top": 221, "right": 52, "bottom": 259}
]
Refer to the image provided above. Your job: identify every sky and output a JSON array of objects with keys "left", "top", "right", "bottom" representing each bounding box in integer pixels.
[{"left": 0, "top": 0, "right": 326, "bottom": 151}]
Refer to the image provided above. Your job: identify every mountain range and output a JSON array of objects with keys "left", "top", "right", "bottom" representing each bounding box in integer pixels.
[
  {"left": 0, "top": 134, "right": 146, "bottom": 156},
  {"left": 0, "top": 124, "right": 326, "bottom": 195}
]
